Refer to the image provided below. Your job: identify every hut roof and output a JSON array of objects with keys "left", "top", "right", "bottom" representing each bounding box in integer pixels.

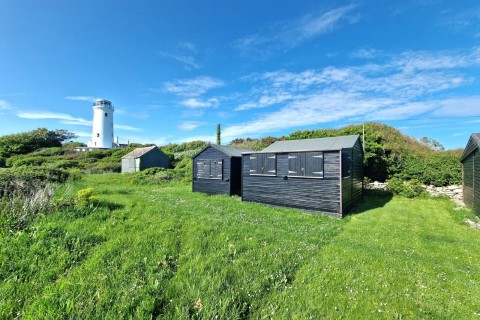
[
  {"left": 461, "top": 133, "right": 480, "bottom": 161},
  {"left": 192, "top": 144, "right": 253, "bottom": 159},
  {"left": 245, "top": 135, "right": 360, "bottom": 154},
  {"left": 121, "top": 146, "right": 158, "bottom": 159}
]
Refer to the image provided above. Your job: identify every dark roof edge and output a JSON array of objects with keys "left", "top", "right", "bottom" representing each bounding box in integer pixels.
[
  {"left": 241, "top": 148, "right": 345, "bottom": 155},
  {"left": 191, "top": 143, "right": 252, "bottom": 159},
  {"left": 461, "top": 133, "right": 480, "bottom": 161}
]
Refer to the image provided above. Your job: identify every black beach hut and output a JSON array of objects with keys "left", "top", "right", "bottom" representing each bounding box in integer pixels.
[
  {"left": 192, "top": 144, "right": 253, "bottom": 196},
  {"left": 241, "top": 135, "right": 363, "bottom": 217},
  {"left": 461, "top": 133, "right": 480, "bottom": 216}
]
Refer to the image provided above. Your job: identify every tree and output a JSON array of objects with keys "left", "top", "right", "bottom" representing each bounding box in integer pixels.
[
  {"left": 419, "top": 137, "right": 445, "bottom": 151},
  {"left": 216, "top": 124, "right": 221, "bottom": 145},
  {"left": 0, "top": 128, "right": 77, "bottom": 158}
]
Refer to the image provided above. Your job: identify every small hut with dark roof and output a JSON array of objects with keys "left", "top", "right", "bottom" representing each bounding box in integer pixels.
[
  {"left": 241, "top": 135, "right": 363, "bottom": 217},
  {"left": 461, "top": 133, "right": 480, "bottom": 216},
  {"left": 192, "top": 144, "right": 253, "bottom": 196},
  {"left": 121, "top": 146, "right": 170, "bottom": 173}
]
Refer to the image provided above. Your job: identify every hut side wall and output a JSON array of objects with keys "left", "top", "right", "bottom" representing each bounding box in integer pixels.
[
  {"left": 193, "top": 147, "right": 232, "bottom": 195},
  {"left": 341, "top": 140, "right": 364, "bottom": 215},
  {"left": 242, "top": 151, "right": 341, "bottom": 216},
  {"left": 341, "top": 149, "right": 352, "bottom": 214},
  {"left": 139, "top": 149, "right": 170, "bottom": 171},
  {"left": 351, "top": 140, "right": 364, "bottom": 210},
  {"left": 474, "top": 150, "right": 480, "bottom": 216},
  {"left": 463, "top": 152, "right": 474, "bottom": 208}
]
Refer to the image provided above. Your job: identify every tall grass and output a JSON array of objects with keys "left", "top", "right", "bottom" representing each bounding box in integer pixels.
[
  {"left": 1, "top": 173, "right": 479, "bottom": 318},
  {"left": 0, "top": 182, "right": 56, "bottom": 233}
]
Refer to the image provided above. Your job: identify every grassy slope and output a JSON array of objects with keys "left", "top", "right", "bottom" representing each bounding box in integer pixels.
[{"left": 1, "top": 174, "right": 479, "bottom": 319}]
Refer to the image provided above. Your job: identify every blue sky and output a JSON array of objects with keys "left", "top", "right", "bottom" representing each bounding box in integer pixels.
[{"left": 0, "top": 0, "right": 479, "bottom": 149}]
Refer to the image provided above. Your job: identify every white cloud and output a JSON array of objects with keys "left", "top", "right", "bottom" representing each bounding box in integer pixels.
[
  {"left": 73, "top": 131, "right": 92, "bottom": 138},
  {"left": 65, "top": 96, "right": 97, "bottom": 102},
  {"left": 176, "top": 134, "right": 216, "bottom": 144},
  {"left": 180, "top": 97, "right": 220, "bottom": 108},
  {"left": 350, "top": 48, "right": 380, "bottom": 59},
  {"left": 164, "top": 76, "right": 225, "bottom": 97},
  {"left": 233, "top": 4, "right": 358, "bottom": 56},
  {"left": 222, "top": 47, "right": 480, "bottom": 139},
  {"left": 0, "top": 100, "right": 11, "bottom": 110},
  {"left": 160, "top": 52, "right": 201, "bottom": 70},
  {"left": 298, "top": 4, "right": 358, "bottom": 40},
  {"left": 178, "top": 121, "right": 206, "bottom": 131},
  {"left": 17, "top": 111, "right": 92, "bottom": 126},
  {"left": 235, "top": 93, "right": 294, "bottom": 111},
  {"left": 114, "top": 124, "right": 141, "bottom": 131},
  {"left": 179, "top": 41, "right": 197, "bottom": 53},
  {"left": 433, "top": 96, "right": 480, "bottom": 117}
]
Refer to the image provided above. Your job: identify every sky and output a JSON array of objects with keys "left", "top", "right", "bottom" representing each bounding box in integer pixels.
[{"left": 0, "top": 0, "right": 479, "bottom": 149}]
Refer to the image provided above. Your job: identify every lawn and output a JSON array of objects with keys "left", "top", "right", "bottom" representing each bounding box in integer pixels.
[{"left": 1, "top": 173, "right": 479, "bottom": 319}]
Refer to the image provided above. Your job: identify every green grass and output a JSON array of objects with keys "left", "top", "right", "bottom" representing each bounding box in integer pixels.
[{"left": 1, "top": 173, "right": 479, "bottom": 319}]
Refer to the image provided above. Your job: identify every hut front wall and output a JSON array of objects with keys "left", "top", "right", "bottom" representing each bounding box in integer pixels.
[
  {"left": 193, "top": 147, "right": 231, "bottom": 195},
  {"left": 242, "top": 151, "right": 341, "bottom": 216},
  {"left": 139, "top": 149, "right": 169, "bottom": 171},
  {"left": 341, "top": 140, "right": 364, "bottom": 214},
  {"left": 463, "top": 152, "right": 474, "bottom": 207},
  {"left": 475, "top": 150, "right": 480, "bottom": 216},
  {"left": 121, "top": 158, "right": 136, "bottom": 173}
]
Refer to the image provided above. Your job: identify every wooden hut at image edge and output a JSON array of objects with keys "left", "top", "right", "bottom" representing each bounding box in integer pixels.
[
  {"left": 192, "top": 144, "right": 253, "bottom": 196},
  {"left": 242, "top": 135, "right": 363, "bottom": 217},
  {"left": 461, "top": 133, "right": 480, "bottom": 216},
  {"left": 121, "top": 146, "right": 170, "bottom": 173}
]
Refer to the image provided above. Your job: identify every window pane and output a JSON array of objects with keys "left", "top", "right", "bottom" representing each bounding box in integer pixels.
[
  {"left": 265, "top": 154, "right": 276, "bottom": 174},
  {"left": 211, "top": 159, "right": 223, "bottom": 179},
  {"left": 249, "top": 156, "right": 258, "bottom": 174},
  {"left": 197, "top": 160, "right": 210, "bottom": 179},
  {"left": 288, "top": 153, "right": 304, "bottom": 176},
  {"left": 305, "top": 152, "right": 323, "bottom": 178}
]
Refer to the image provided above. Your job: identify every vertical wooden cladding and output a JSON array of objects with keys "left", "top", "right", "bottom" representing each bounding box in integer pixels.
[
  {"left": 474, "top": 150, "right": 480, "bottom": 216},
  {"left": 461, "top": 134, "right": 480, "bottom": 217},
  {"left": 242, "top": 152, "right": 342, "bottom": 217},
  {"left": 193, "top": 147, "right": 231, "bottom": 195},
  {"left": 463, "top": 153, "right": 474, "bottom": 207},
  {"left": 139, "top": 148, "right": 170, "bottom": 171}
]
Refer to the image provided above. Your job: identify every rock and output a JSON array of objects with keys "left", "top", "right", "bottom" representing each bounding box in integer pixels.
[{"left": 464, "top": 219, "right": 480, "bottom": 229}]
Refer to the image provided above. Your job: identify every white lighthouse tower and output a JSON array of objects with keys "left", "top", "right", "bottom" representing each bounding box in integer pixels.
[{"left": 87, "top": 99, "right": 114, "bottom": 148}]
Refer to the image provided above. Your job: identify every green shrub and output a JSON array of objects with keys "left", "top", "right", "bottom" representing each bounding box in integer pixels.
[
  {"left": 76, "top": 188, "right": 99, "bottom": 207},
  {"left": 387, "top": 177, "right": 426, "bottom": 198},
  {"left": 129, "top": 168, "right": 183, "bottom": 184}
]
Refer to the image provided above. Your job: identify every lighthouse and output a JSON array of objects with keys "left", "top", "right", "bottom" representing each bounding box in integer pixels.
[{"left": 87, "top": 99, "right": 114, "bottom": 148}]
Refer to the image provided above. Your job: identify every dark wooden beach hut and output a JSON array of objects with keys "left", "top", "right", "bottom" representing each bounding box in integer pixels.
[
  {"left": 461, "top": 133, "right": 480, "bottom": 216},
  {"left": 121, "top": 146, "right": 170, "bottom": 173},
  {"left": 241, "top": 135, "right": 363, "bottom": 217},
  {"left": 192, "top": 144, "right": 253, "bottom": 196}
]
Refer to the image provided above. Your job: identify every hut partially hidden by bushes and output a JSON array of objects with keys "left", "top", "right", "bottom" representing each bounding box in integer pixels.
[
  {"left": 241, "top": 135, "right": 363, "bottom": 217},
  {"left": 192, "top": 144, "right": 252, "bottom": 196},
  {"left": 121, "top": 146, "right": 169, "bottom": 173},
  {"left": 461, "top": 133, "right": 480, "bottom": 216}
]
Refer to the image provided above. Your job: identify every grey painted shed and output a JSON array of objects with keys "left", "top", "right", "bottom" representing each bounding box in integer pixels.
[
  {"left": 461, "top": 133, "right": 480, "bottom": 216},
  {"left": 192, "top": 144, "right": 253, "bottom": 196},
  {"left": 242, "top": 135, "right": 363, "bottom": 217},
  {"left": 121, "top": 146, "right": 170, "bottom": 173}
]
